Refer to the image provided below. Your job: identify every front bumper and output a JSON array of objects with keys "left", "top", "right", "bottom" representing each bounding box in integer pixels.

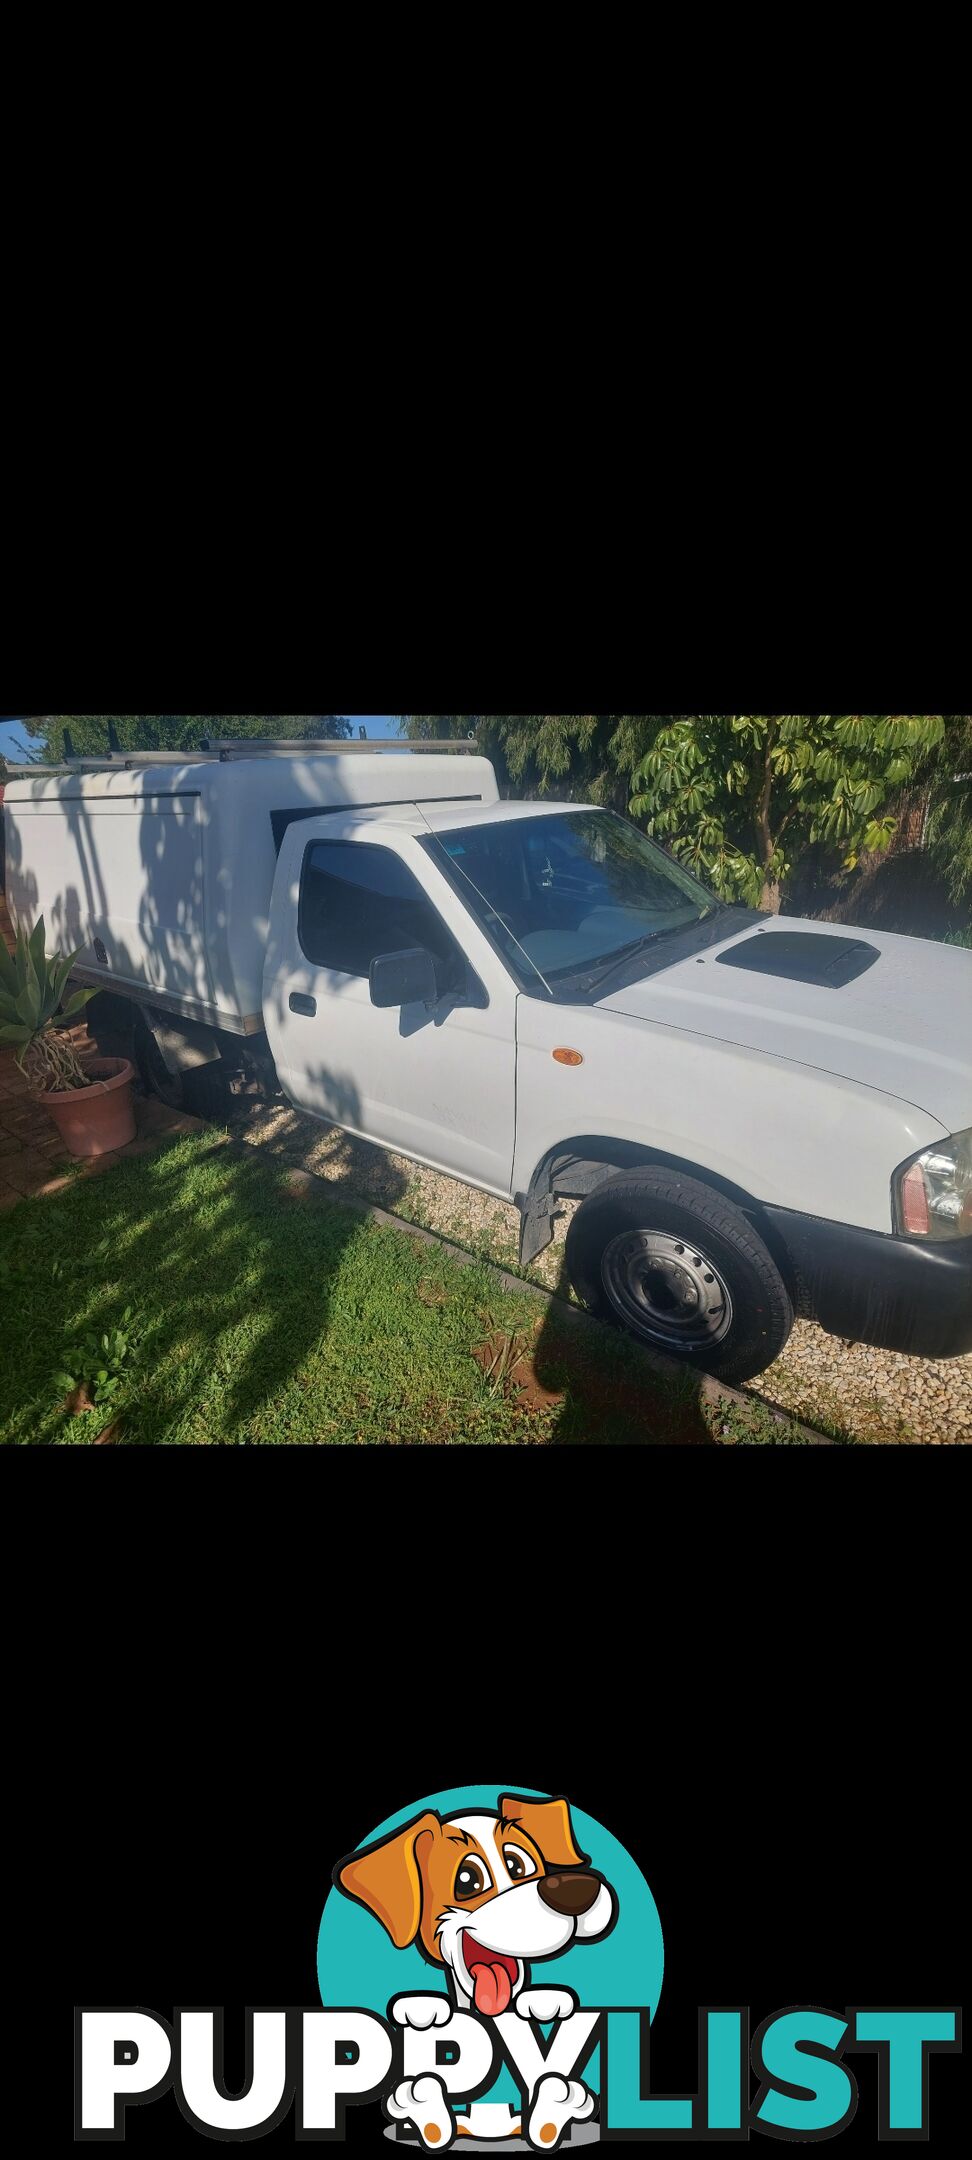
[{"left": 763, "top": 1208, "right": 972, "bottom": 1361}]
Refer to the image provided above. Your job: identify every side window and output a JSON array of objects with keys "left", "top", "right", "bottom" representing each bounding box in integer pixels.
[{"left": 298, "top": 841, "right": 467, "bottom": 991}]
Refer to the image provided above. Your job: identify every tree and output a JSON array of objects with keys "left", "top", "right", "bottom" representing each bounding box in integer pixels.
[
  {"left": 400, "top": 715, "right": 665, "bottom": 809},
  {"left": 35, "top": 715, "right": 352, "bottom": 760},
  {"left": 629, "top": 715, "right": 945, "bottom": 911},
  {"left": 922, "top": 714, "right": 972, "bottom": 909}
]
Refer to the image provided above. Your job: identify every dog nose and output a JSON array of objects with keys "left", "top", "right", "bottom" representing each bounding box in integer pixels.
[{"left": 537, "top": 1872, "right": 601, "bottom": 1916}]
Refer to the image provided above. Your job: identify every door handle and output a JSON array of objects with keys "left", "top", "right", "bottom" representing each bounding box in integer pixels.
[{"left": 289, "top": 992, "right": 317, "bottom": 1017}]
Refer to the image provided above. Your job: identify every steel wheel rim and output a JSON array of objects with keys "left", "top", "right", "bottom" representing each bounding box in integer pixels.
[{"left": 601, "top": 1229, "right": 733, "bottom": 1349}]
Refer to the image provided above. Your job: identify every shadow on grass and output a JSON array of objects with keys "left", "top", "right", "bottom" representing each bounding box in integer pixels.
[
  {"left": 1, "top": 1133, "right": 800, "bottom": 1447},
  {"left": 0, "top": 1105, "right": 408, "bottom": 1445},
  {"left": 528, "top": 1258, "right": 840, "bottom": 1445},
  {"left": 527, "top": 1254, "right": 715, "bottom": 1445},
  {"left": 224, "top": 1093, "right": 412, "bottom": 1214}
]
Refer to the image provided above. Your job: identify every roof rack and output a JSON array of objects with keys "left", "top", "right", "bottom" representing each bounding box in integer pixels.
[
  {"left": 64, "top": 752, "right": 214, "bottom": 768},
  {"left": 5, "top": 752, "right": 214, "bottom": 772},
  {"left": 202, "top": 737, "right": 479, "bottom": 759},
  {"left": 1, "top": 761, "right": 72, "bottom": 775},
  {"left": 3, "top": 739, "right": 481, "bottom": 775}
]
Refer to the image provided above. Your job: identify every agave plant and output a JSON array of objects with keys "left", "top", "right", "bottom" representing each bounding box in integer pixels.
[{"left": 0, "top": 917, "right": 96, "bottom": 1092}]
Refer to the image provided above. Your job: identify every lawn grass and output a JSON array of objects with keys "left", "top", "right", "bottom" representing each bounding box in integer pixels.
[{"left": 0, "top": 1133, "right": 726, "bottom": 1446}]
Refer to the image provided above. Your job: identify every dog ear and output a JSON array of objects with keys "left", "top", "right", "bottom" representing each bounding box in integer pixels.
[
  {"left": 499, "top": 1793, "right": 589, "bottom": 1869},
  {"left": 334, "top": 1811, "right": 441, "bottom": 1948}
]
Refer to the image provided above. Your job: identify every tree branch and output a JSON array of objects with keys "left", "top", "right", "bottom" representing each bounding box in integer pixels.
[{"left": 754, "top": 719, "right": 778, "bottom": 867}]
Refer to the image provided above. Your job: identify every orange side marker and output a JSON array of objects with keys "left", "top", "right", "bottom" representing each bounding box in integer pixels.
[{"left": 552, "top": 1048, "right": 584, "bottom": 1066}]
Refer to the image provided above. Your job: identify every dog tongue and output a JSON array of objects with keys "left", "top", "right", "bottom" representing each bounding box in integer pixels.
[{"left": 470, "top": 1960, "right": 513, "bottom": 2016}]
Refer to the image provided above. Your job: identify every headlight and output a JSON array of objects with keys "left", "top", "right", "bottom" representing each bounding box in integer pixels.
[{"left": 893, "top": 1128, "right": 972, "bottom": 1239}]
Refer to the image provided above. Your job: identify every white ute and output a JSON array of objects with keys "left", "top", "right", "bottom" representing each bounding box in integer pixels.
[{"left": 5, "top": 735, "right": 972, "bottom": 1382}]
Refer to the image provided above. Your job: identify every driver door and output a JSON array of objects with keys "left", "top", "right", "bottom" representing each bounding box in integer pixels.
[{"left": 263, "top": 816, "right": 518, "bottom": 1194}]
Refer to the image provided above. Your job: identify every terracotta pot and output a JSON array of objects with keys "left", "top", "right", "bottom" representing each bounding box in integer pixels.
[{"left": 34, "top": 1057, "right": 137, "bottom": 1159}]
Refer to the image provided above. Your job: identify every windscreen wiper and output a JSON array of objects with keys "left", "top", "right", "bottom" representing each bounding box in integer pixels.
[{"left": 572, "top": 908, "right": 723, "bottom": 999}]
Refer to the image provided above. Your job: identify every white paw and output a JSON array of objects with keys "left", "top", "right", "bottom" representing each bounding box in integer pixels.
[
  {"left": 515, "top": 1988, "right": 576, "bottom": 2023},
  {"left": 386, "top": 2074, "right": 456, "bottom": 2148},
  {"left": 528, "top": 2073, "right": 595, "bottom": 2151},
  {"left": 391, "top": 1995, "right": 453, "bottom": 2030}
]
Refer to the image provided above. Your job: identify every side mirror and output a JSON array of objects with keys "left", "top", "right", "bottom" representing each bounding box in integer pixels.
[{"left": 369, "top": 947, "right": 439, "bottom": 1009}]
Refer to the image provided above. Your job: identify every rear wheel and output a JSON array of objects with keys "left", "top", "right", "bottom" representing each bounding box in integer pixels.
[
  {"left": 136, "top": 1019, "right": 187, "bottom": 1109},
  {"left": 565, "top": 1167, "right": 793, "bottom": 1383},
  {"left": 135, "top": 1019, "right": 230, "bottom": 1120}
]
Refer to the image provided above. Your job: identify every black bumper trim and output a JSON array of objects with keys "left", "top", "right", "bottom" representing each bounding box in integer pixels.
[{"left": 763, "top": 1207, "right": 972, "bottom": 1361}]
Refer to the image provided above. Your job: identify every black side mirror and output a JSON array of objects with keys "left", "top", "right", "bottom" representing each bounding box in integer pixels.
[{"left": 369, "top": 947, "right": 439, "bottom": 1009}]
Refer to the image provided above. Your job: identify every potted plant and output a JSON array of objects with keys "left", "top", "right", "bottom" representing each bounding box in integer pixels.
[{"left": 0, "top": 917, "right": 137, "bottom": 1157}]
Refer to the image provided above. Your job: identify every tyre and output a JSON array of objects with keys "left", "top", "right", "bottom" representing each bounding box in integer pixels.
[
  {"left": 85, "top": 992, "right": 137, "bottom": 1068},
  {"left": 135, "top": 1021, "right": 230, "bottom": 1119},
  {"left": 565, "top": 1166, "right": 793, "bottom": 1383},
  {"left": 182, "top": 1059, "right": 231, "bottom": 1121}
]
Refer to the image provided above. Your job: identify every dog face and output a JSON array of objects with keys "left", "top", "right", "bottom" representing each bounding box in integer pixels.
[{"left": 335, "top": 1792, "right": 616, "bottom": 2015}]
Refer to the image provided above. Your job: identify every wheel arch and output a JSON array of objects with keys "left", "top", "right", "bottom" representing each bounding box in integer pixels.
[{"left": 517, "top": 1132, "right": 799, "bottom": 1295}]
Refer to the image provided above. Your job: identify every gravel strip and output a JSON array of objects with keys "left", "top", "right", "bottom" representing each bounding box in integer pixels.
[
  {"left": 756, "top": 1320, "right": 971, "bottom": 1444},
  {"left": 232, "top": 1104, "right": 971, "bottom": 1444}
]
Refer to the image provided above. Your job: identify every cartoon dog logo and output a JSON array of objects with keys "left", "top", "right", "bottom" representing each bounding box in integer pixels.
[{"left": 335, "top": 1791, "right": 616, "bottom": 2147}]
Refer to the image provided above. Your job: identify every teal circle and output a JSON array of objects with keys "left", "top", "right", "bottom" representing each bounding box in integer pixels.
[{"left": 317, "top": 1784, "right": 663, "bottom": 2105}]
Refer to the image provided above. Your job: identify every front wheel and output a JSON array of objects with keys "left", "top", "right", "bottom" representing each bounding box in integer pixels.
[{"left": 565, "top": 1167, "right": 794, "bottom": 1383}]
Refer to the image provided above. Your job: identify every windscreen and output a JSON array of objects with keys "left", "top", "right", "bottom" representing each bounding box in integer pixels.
[{"left": 422, "top": 810, "right": 717, "bottom": 992}]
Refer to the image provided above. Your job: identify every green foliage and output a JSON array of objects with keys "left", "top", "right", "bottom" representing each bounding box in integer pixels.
[
  {"left": 924, "top": 715, "right": 972, "bottom": 908},
  {"left": 54, "top": 1308, "right": 139, "bottom": 1409},
  {"left": 402, "top": 714, "right": 946, "bottom": 907},
  {"left": 629, "top": 715, "right": 945, "bottom": 908},
  {"left": 36, "top": 715, "right": 352, "bottom": 760},
  {"left": 0, "top": 915, "right": 94, "bottom": 1088},
  {"left": 401, "top": 714, "right": 667, "bottom": 809}
]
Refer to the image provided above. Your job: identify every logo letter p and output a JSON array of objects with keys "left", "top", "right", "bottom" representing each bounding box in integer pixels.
[
  {"left": 76, "top": 2009, "right": 172, "bottom": 2136},
  {"left": 301, "top": 2011, "right": 393, "bottom": 2135}
]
